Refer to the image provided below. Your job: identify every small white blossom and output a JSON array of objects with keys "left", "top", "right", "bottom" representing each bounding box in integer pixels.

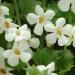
[
  {"left": 14, "top": 37, "right": 40, "bottom": 51},
  {"left": 37, "top": 62, "right": 58, "bottom": 75},
  {"left": 5, "top": 24, "right": 31, "bottom": 42},
  {"left": 29, "top": 38, "right": 40, "bottom": 48},
  {"left": 58, "top": 0, "right": 75, "bottom": 13},
  {"left": 3, "top": 42, "right": 32, "bottom": 67},
  {"left": 27, "top": 5, "right": 55, "bottom": 35},
  {"left": 64, "top": 24, "right": 75, "bottom": 47},
  {"left": 0, "top": 47, "right": 13, "bottom": 75},
  {"left": 46, "top": 18, "right": 69, "bottom": 46},
  {"left": 0, "top": 18, "right": 18, "bottom": 33}
]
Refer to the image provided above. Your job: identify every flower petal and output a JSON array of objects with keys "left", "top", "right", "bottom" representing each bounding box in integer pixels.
[
  {"left": 34, "top": 24, "right": 43, "bottom": 36},
  {"left": 19, "top": 40, "right": 30, "bottom": 50},
  {"left": 66, "top": 39, "right": 72, "bottom": 46},
  {"left": 25, "top": 48, "right": 33, "bottom": 54},
  {"left": 0, "top": 6, "right": 9, "bottom": 15},
  {"left": 5, "top": 28, "right": 16, "bottom": 42},
  {"left": 58, "top": 0, "right": 70, "bottom": 12},
  {"left": 8, "top": 56, "right": 19, "bottom": 66},
  {"left": 63, "top": 24, "right": 73, "bottom": 36},
  {"left": 5, "top": 33, "right": 15, "bottom": 42},
  {"left": 58, "top": 35, "right": 68, "bottom": 46},
  {"left": 71, "top": 3, "right": 75, "bottom": 13},
  {"left": 45, "top": 10, "right": 55, "bottom": 20},
  {"left": 0, "top": 47, "right": 5, "bottom": 68},
  {"left": 20, "top": 52, "right": 31, "bottom": 63},
  {"left": 19, "top": 24, "right": 28, "bottom": 31},
  {"left": 20, "top": 30, "right": 31, "bottom": 40},
  {"left": 37, "top": 65, "right": 46, "bottom": 71},
  {"left": 35, "top": 5, "right": 44, "bottom": 15},
  {"left": 3, "top": 50, "right": 14, "bottom": 58},
  {"left": 47, "top": 62, "right": 55, "bottom": 72},
  {"left": 15, "top": 36, "right": 24, "bottom": 41},
  {"left": 29, "top": 38, "right": 40, "bottom": 48},
  {"left": 26, "top": 13, "right": 38, "bottom": 25},
  {"left": 46, "top": 33, "right": 57, "bottom": 46},
  {"left": 51, "top": 73, "right": 58, "bottom": 75},
  {"left": 56, "top": 18, "right": 66, "bottom": 27},
  {"left": 44, "top": 22, "right": 55, "bottom": 32}
]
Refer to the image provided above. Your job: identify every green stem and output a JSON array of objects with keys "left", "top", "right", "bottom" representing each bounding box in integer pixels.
[
  {"left": 64, "top": 45, "right": 67, "bottom": 50},
  {"left": 42, "top": 0, "right": 46, "bottom": 9},
  {"left": 13, "top": 0, "right": 21, "bottom": 25},
  {"left": 26, "top": 63, "right": 30, "bottom": 67},
  {"left": 39, "top": 0, "right": 46, "bottom": 49}
]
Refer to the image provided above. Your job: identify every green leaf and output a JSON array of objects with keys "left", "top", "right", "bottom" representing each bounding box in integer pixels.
[
  {"left": 33, "top": 48, "right": 56, "bottom": 65},
  {"left": 33, "top": 48, "right": 74, "bottom": 74},
  {"left": 56, "top": 49, "right": 74, "bottom": 75},
  {"left": 0, "top": 33, "right": 7, "bottom": 49},
  {"left": 19, "top": 0, "right": 41, "bottom": 17}
]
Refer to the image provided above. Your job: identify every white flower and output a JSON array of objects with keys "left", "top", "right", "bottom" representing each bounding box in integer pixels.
[
  {"left": 37, "top": 62, "right": 58, "bottom": 75},
  {"left": 0, "top": 47, "right": 13, "bottom": 75},
  {"left": 58, "top": 0, "right": 75, "bottom": 13},
  {"left": 0, "top": 6, "right": 9, "bottom": 16},
  {"left": 27, "top": 5, "right": 55, "bottom": 35},
  {"left": 64, "top": 24, "right": 75, "bottom": 47},
  {"left": 46, "top": 18, "right": 68, "bottom": 46},
  {"left": 14, "top": 37, "right": 40, "bottom": 51},
  {"left": 0, "top": 18, "right": 18, "bottom": 33},
  {"left": 5, "top": 24, "right": 31, "bottom": 42},
  {"left": 3, "top": 42, "right": 32, "bottom": 67},
  {"left": 29, "top": 38, "right": 40, "bottom": 48}
]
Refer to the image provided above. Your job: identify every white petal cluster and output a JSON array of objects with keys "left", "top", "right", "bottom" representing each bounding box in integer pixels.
[
  {"left": 37, "top": 62, "right": 58, "bottom": 75},
  {"left": 0, "top": 5, "right": 18, "bottom": 34},
  {"left": 0, "top": 4, "right": 40, "bottom": 68},
  {"left": 27, "top": 5, "right": 55, "bottom": 35},
  {"left": 46, "top": 17, "right": 75, "bottom": 47},
  {"left": 3, "top": 42, "right": 32, "bottom": 66},
  {"left": 5, "top": 24, "right": 31, "bottom": 42},
  {"left": 58, "top": 0, "right": 75, "bottom": 13},
  {"left": 64, "top": 24, "right": 75, "bottom": 47},
  {"left": 46, "top": 17, "right": 69, "bottom": 46},
  {"left": 29, "top": 38, "right": 40, "bottom": 48},
  {"left": 0, "top": 47, "right": 13, "bottom": 75}
]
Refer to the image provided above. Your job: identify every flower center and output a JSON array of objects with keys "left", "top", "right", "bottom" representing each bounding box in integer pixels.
[
  {"left": 16, "top": 30, "right": 20, "bottom": 36},
  {"left": 14, "top": 48, "right": 21, "bottom": 56},
  {"left": 4, "top": 21, "right": 10, "bottom": 29},
  {"left": 0, "top": 68, "right": 6, "bottom": 75},
  {"left": 55, "top": 27, "right": 62, "bottom": 37},
  {"left": 39, "top": 16, "right": 45, "bottom": 24}
]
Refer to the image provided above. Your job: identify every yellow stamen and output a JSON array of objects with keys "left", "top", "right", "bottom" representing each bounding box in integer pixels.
[
  {"left": 14, "top": 48, "right": 21, "bottom": 55},
  {"left": 39, "top": 16, "right": 45, "bottom": 24},
  {"left": 55, "top": 27, "right": 62, "bottom": 36},
  {"left": 16, "top": 30, "right": 20, "bottom": 36},
  {"left": 0, "top": 68, "right": 6, "bottom": 75},
  {"left": 4, "top": 20, "right": 10, "bottom": 29}
]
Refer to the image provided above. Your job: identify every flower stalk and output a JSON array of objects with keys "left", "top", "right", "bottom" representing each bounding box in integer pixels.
[{"left": 13, "top": 0, "right": 21, "bottom": 25}]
